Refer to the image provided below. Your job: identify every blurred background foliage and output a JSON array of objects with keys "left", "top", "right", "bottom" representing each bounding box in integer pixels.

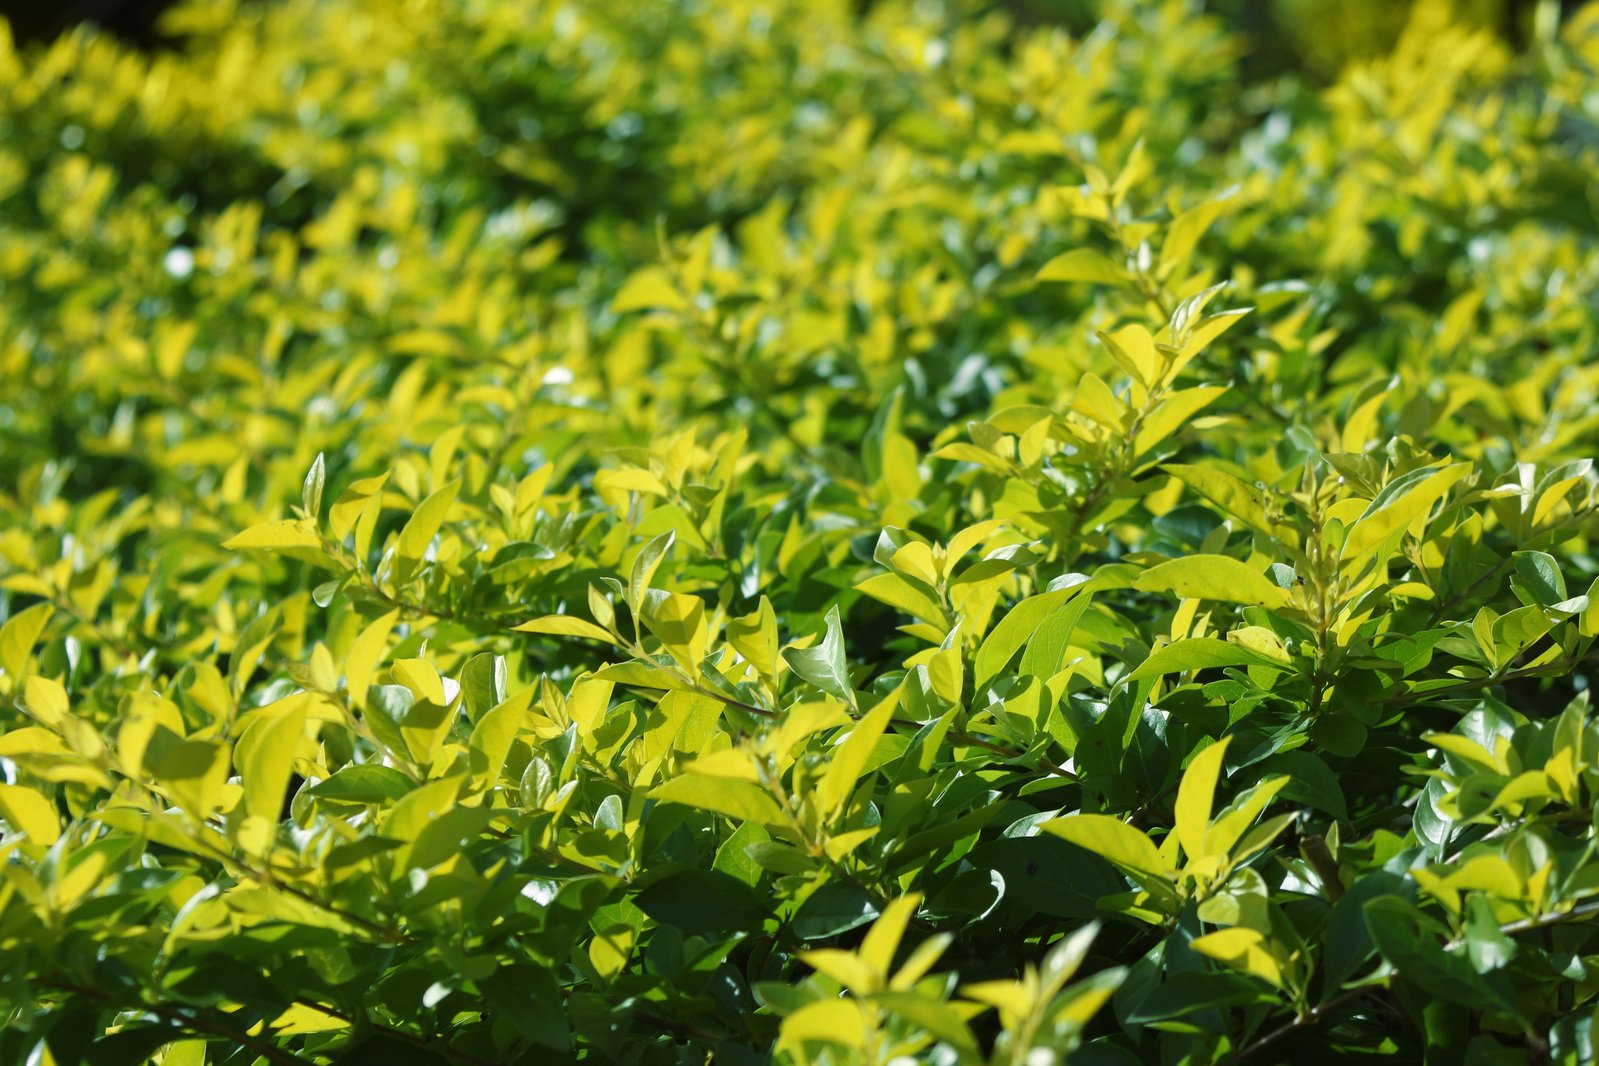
[{"left": 0, "top": 0, "right": 1583, "bottom": 76}]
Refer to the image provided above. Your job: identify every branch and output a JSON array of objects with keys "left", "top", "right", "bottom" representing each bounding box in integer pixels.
[
  {"left": 41, "top": 978, "right": 314, "bottom": 1066},
  {"left": 1235, "top": 986, "right": 1378, "bottom": 1062}
]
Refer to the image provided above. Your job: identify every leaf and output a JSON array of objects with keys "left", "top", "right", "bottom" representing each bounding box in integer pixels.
[
  {"left": 1462, "top": 895, "right": 1516, "bottom": 972},
  {"left": 1042, "top": 815, "right": 1169, "bottom": 880},
  {"left": 780, "top": 998, "right": 864, "bottom": 1050},
  {"left": 1125, "top": 637, "right": 1287, "bottom": 682},
  {"left": 0, "top": 603, "right": 53, "bottom": 682},
  {"left": 975, "top": 587, "right": 1083, "bottom": 689},
  {"left": 650, "top": 774, "right": 786, "bottom": 826},
  {"left": 1227, "top": 626, "right": 1291, "bottom": 665},
  {"left": 859, "top": 892, "right": 921, "bottom": 976},
  {"left": 727, "top": 596, "right": 780, "bottom": 682},
  {"left": 793, "top": 881, "right": 881, "bottom": 940},
  {"left": 302, "top": 452, "right": 326, "bottom": 519},
  {"left": 146, "top": 733, "right": 230, "bottom": 818},
  {"left": 783, "top": 606, "right": 856, "bottom": 708},
  {"left": 628, "top": 530, "right": 676, "bottom": 616},
  {"left": 468, "top": 694, "right": 526, "bottom": 786},
  {"left": 1162, "top": 463, "right": 1276, "bottom": 536},
  {"left": 1343, "top": 463, "right": 1472, "bottom": 559},
  {"left": 1133, "top": 555, "right": 1289, "bottom": 608},
  {"left": 329, "top": 471, "right": 388, "bottom": 544},
  {"left": 594, "top": 467, "right": 670, "bottom": 497},
  {"left": 513, "top": 614, "right": 619, "bottom": 644},
  {"left": 1255, "top": 752, "right": 1348, "bottom": 820},
  {"left": 635, "top": 869, "right": 770, "bottom": 936},
  {"left": 1364, "top": 896, "right": 1499, "bottom": 1009},
  {"left": 1511, "top": 550, "right": 1566, "bottom": 607},
  {"left": 1160, "top": 190, "right": 1236, "bottom": 278},
  {"left": 223, "top": 519, "right": 322, "bottom": 551},
  {"left": 642, "top": 590, "right": 708, "bottom": 679},
  {"left": 23, "top": 675, "right": 69, "bottom": 727},
  {"left": 391, "top": 658, "right": 447, "bottom": 705},
  {"left": 236, "top": 699, "right": 309, "bottom": 821},
  {"left": 1099, "top": 324, "right": 1161, "bottom": 386},
  {"left": 1188, "top": 927, "right": 1285, "bottom": 989},
  {"left": 818, "top": 691, "right": 897, "bottom": 820},
  {"left": 1133, "top": 386, "right": 1228, "bottom": 459},
  {"left": 307, "top": 765, "right": 415, "bottom": 804},
  {"left": 1175, "top": 737, "right": 1229, "bottom": 864},
  {"left": 612, "top": 265, "right": 688, "bottom": 313},
  {"left": 0, "top": 782, "right": 61, "bottom": 845},
  {"left": 1205, "top": 777, "right": 1289, "bottom": 860},
  {"left": 396, "top": 478, "right": 461, "bottom": 563},
  {"left": 345, "top": 609, "right": 398, "bottom": 710},
  {"left": 459, "top": 652, "right": 504, "bottom": 722},
  {"left": 713, "top": 820, "right": 769, "bottom": 887},
  {"left": 1018, "top": 595, "right": 1092, "bottom": 680},
  {"left": 856, "top": 572, "right": 945, "bottom": 626},
  {"left": 1038, "top": 247, "right": 1126, "bottom": 285}
]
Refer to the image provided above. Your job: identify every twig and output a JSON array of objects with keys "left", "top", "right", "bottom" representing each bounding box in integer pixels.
[
  {"left": 1235, "top": 986, "right": 1376, "bottom": 1062},
  {"left": 689, "top": 685, "right": 1078, "bottom": 781},
  {"left": 292, "top": 999, "right": 501, "bottom": 1066},
  {"left": 41, "top": 978, "right": 314, "bottom": 1066}
]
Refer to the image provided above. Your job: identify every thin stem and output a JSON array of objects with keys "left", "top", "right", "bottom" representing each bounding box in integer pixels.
[
  {"left": 1235, "top": 985, "right": 1377, "bottom": 1062},
  {"left": 1379, "top": 646, "right": 1599, "bottom": 707},
  {"left": 292, "top": 999, "right": 500, "bottom": 1066},
  {"left": 41, "top": 978, "right": 314, "bottom": 1066},
  {"left": 689, "top": 685, "right": 1078, "bottom": 781}
]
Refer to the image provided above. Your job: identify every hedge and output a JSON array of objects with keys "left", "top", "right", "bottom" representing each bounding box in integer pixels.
[{"left": 3, "top": 0, "right": 1599, "bottom": 1062}]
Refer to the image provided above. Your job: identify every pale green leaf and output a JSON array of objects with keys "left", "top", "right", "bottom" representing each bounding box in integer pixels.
[{"left": 783, "top": 606, "right": 856, "bottom": 708}]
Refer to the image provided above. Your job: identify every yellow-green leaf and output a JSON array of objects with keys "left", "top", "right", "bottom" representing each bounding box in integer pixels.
[
  {"left": 1175, "top": 737, "right": 1229, "bottom": 864},
  {"left": 818, "top": 691, "right": 897, "bottom": 820},
  {"left": 236, "top": 697, "right": 309, "bottom": 822},
  {"left": 612, "top": 266, "right": 689, "bottom": 313},
  {"left": 1162, "top": 464, "right": 1277, "bottom": 537},
  {"left": 856, "top": 572, "right": 946, "bottom": 626},
  {"left": 859, "top": 892, "right": 921, "bottom": 977},
  {"left": 1343, "top": 463, "right": 1472, "bottom": 559},
  {"left": 224, "top": 519, "right": 322, "bottom": 551},
  {"left": 727, "top": 596, "right": 780, "bottom": 682},
  {"left": 0, "top": 603, "right": 53, "bottom": 683},
  {"left": 345, "top": 609, "right": 398, "bottom": 710},
  {"left": 391, "top": 658, "right": 447, "bottom": 706},
  {"left": 513, "top": 614, "right": 619, "bottom": 644},
  {"left": 650, "top": 774, "right": 785, "bottom": 826},
  {"left": 1189, "top": 927, "right": 1285, "bottom": 988},
  {"left": 1133, "top": 555, "right": 1289, "bottom": 608},
  {"left": 397, "top": 478, "right": 461, "bottom": 563},
  {"left": 23, "top": 676, "right": 69, "bottom": 727},
  {"left": 1037, "top": 247, "right": 1126, "bottom": 285},
  {"left": 0, "top": 783, "right": 61, "bottom": 845},
  {"left": 1042, "top": 814, "right": 1169, "bottom": 880},
  {"left": 642, "top": 590, "right": 707, "bottom": 680}
]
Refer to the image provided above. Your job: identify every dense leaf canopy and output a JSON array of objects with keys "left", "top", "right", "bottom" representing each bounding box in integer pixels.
[{"left": 3, "top": 0, "right": 1599, "bottom": 1062}]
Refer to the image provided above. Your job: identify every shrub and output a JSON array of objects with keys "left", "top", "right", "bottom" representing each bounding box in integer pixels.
[{"left": 2, "top": 0, "right": 1599, "bottom": 1062}]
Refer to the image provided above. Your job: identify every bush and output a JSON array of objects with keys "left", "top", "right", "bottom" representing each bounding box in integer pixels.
[{"left": 3, "top": 0, "right": 1599, "bottom": 1062}]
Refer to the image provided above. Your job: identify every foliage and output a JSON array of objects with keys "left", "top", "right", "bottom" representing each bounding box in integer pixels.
[{"left": 2, "top": 0, "right": 1599, "bottom": 1062}]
